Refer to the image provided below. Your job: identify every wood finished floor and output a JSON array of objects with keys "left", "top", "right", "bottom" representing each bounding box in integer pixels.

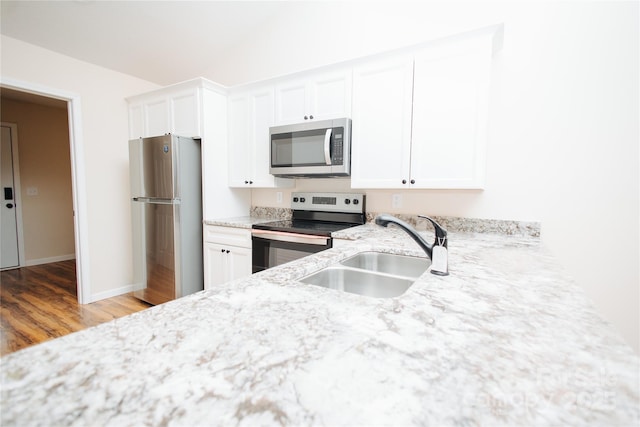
[{"left": 0, "top": 260, "right": 152, "bottom": 356}]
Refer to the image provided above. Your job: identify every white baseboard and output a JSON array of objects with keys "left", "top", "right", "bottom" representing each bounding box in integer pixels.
[
  {"left": 23, "top": 254, "right": 76, "bottom": 267},
  {"left": 87, "top": 283, "right": 136, "bottom": 303}
]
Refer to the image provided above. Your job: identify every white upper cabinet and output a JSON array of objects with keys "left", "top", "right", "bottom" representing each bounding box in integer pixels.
[
  {"left": 227, "top": 93, "right": 251, "bottom": 187},
  {"left": 228, "top": 85, "right": 294, "bottom": 188},
  {"left": 275, "top": 69, "right": 352, "bottom": 125},
  {"left": 351, "top": 55, "right": 414, "bottom": 189},
  {"left": 170, "top": 89, "right": 200, "bottom": 137},
  {"left": 143, "top": 98, "right": 169, "bottom": 137},
  {"left": 127, "top": 82, "right": 202, "bottom": 139},
  {"left": 351, "top": 31, "right": 496, "bottom": 189},
  {"left": 410, "top": 36, "right": 493, "bottom": 188}
]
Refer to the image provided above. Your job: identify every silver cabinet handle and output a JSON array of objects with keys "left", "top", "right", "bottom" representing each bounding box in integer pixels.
[{"left": 324, "top": 128, "right": 332, "bottom": 165}]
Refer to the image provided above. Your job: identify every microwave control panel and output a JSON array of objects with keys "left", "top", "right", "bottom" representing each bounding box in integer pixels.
[{"left": 331, "top": 129, "right": 344, "bottom": 165}]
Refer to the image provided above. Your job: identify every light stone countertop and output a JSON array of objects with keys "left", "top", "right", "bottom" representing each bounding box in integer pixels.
[
  {"left": 1, "top": 222, "right": 639, "bottom": 426},
  {"left": 204, "top": 216, "right": 274, "bottom": 229}
]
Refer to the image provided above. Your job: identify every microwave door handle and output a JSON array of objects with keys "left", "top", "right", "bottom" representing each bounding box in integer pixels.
[{"left": 323, "top": 128, "right": 332, "bottom": 165}]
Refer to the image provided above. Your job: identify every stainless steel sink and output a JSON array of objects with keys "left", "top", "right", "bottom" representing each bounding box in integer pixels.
[
  {"left": 339, "top": 251, "right": 430, "bottom": 279},
  {"left": 300, "top": 266, "right": 415, "bottom": 298},
  {"left": 300, "top": 251, "right": 431, "bottom": 298}
]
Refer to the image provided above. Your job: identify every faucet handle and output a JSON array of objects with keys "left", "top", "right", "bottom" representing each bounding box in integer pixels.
[
  {"left": 418, "top": 216, "right": 448, "bottom": 249},
  {"left": 419, "top": 215, "right": 449, "bottom": 276}
]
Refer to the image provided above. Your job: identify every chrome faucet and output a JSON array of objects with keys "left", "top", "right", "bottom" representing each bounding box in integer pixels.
[{"left": 375, "top": 214, "right": 449, "bottom": 275}]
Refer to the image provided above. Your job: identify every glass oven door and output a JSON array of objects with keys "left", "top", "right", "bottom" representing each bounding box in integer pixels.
[{"left": 251, "top": 230, "right": 331, "bottom": 273}]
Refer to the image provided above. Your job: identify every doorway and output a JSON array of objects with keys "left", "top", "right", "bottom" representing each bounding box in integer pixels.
[
  {"left": 0, "top": 123, "right": 24, "bottom": 269},
  {"left": 0, "top": 81, "right": 90, "bottom": 304}
]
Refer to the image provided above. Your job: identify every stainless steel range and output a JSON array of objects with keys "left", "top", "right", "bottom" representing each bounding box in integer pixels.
[{"left": 251, "top": 192, "right": 366, "bottom": 273}]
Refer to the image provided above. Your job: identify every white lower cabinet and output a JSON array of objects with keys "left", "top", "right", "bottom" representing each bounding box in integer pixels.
[{"left": 204, "top": 226, "right": 252, "bottom": 289}]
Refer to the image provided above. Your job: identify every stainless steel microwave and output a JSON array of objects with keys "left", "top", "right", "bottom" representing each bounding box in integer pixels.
[{"left": 269, "top": 118, "right": 351, "bottom": 177}]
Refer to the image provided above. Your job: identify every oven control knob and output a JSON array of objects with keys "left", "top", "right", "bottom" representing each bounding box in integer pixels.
[
  {"left": 344, "top": 198, "right": 351, "bottom": 205},
  {"left": 300, "top": 197, "right": 306, "bottom": 203},
  {"left": 293, "top": 197, "right": 299, "bottom": 202},
  {"left": 353, "top": 199, "right": 359, "bottom": 205}
]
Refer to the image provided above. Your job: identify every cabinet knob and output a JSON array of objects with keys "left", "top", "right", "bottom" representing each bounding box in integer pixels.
[
  {"left": 221, "top": 249, "right": 225, "bottom": 253},
  {"left": 410, "top": 179, "right": 415, "bottom": 184},
  {"left": 249, "top": 181, "right": 253, "bottom": 184},
  {"left": 226, "top": 250, "right": 230, "bottom": 254},
  {"left": 244, "top": 180, "right": 248, "bottom": 184},
  {"left": 402, "top": 179, "right": 407, "bottom": 184},
  {"left": 304, "top": 115, "right": 308, "bottom": 120},
  {"left": 309, "top": 115, "right": 314, "bottom": 120}
]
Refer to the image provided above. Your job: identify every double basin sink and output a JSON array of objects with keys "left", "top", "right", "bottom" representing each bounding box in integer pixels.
[{"left": 300, "top": 251, "right": 431, "bottom": 298}]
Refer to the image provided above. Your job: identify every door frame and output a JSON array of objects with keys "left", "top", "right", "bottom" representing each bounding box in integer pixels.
[
  {"left": 1, "top": 122, "right": 25, "bottom": 269},
  {"left": 1, "top": 78, "right": 91, "bottom": 304}
]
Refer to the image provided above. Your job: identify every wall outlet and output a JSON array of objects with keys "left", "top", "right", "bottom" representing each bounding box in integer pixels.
[
  {"left": 276, "top": 191, "right": 283, "bottom": 204},
  {"left": 26, "top": 187, "right": 38, "bottom": 196},
  {"left": 392, "top": 193, "right": 402, "bottom": 208}
]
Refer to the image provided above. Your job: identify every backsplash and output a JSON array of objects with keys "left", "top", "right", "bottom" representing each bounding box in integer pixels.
[
  {"left": 249, "top": 206, "right": 292, "bottom": 221},
  {"left": 250, "top": 206, "right": 540, "bottom": 238},
  {"left": 365, "top": 213, "right": 540, "bottom": 237}
]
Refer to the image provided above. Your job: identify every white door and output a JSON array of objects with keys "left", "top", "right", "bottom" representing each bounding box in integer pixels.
[
  {"left": 351, "top": 55, "right": 414, "bottom": 188},
  {"left": 227, "top": 246, "right": 252, "bottom": 282},
  {"left": 411, "top": 37, "right": 492, "bottom": 189},
  {"left": 204, "top": 242, "right": 228, "bottom": 289},
  {"left": 249, "top": 87, "right": 276, "bottom": 187},
  {"left": 274, "top": 78, "right": 308, "bottom": 124},
  {"left": 1, "top": 125, "right": 20, "bottom": 269},
  {"left": 309, "top": 69, "right": 352, "bottom": 120},
  {"left": 227, "top": 93, "right": 252, "bottom": 187}
]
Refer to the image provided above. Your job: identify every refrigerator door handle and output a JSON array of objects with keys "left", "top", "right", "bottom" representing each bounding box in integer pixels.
[{"left": 133, "top": 197, "right": 179, "bottom": 205}]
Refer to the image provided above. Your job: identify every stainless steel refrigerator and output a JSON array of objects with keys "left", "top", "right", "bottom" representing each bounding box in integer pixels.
[{"left": 129, "top": 134, "right": 203, "bottom": 305}]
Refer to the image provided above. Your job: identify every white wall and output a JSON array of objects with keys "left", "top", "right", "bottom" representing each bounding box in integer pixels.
[
  {"left": 1, "top": 35, "right": 160, "bottom": 298},
  {"left": 227, "top": 2, "right": 640, "bottom": 352}
]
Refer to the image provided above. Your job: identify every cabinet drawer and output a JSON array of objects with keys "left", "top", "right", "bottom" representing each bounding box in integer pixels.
[{"left": 204, "top": 225, "right": 251, "bottom": 247}]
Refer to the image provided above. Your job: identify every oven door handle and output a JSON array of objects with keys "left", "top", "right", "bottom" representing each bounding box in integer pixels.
[
  {"left": 251, "top": 229, "right": 330, "bottom": 246},
  {"left": 323, "top": 128, "right": 332, "bottom": 165}
]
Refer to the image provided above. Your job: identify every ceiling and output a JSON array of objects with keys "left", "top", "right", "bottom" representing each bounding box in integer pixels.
[{"left": 0, "top": 1, "right": 293, "bottom": 86}]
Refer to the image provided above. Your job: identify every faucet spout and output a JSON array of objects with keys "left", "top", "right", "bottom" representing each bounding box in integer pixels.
[{"left": 374, "top": 214, "right": 448, "bottom": 275}]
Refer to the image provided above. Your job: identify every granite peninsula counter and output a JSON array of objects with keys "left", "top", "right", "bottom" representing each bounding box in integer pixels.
[{"left": 2, "top": 222, "right": 639, "bottom": 426}]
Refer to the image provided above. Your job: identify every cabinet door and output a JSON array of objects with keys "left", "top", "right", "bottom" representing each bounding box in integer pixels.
[
  {"left": 144, "top": 98, "right": 170, "bottom": 137},
  {"left": 204, "top": 242, "right": 228, "bottom": 289},
  {"left": 351, "top": 56, "right": 414, "bottom": 188},
  {"left": 309, "top": 69, "right": 352, "bottom": 120},
  {"left": 129, "top": 104, "right": 144, "bottom": 139},
  {"left": 411, "top": 37, "right": 492, "bottom": 189},
  {"left": 275, "top": 79, "right": 308, "bottom": 124},
  {"left": 249, "top": 87, "right": 277, "bottom": 187},
  {"left": 170, "top": 89, "right": 201, "bottom": 138},
  {"left": 227, "top": 246, "right": 252, "bottom": 282},
  {"left": 227, "top": 93, "right": 252, "bottom": 187}
]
